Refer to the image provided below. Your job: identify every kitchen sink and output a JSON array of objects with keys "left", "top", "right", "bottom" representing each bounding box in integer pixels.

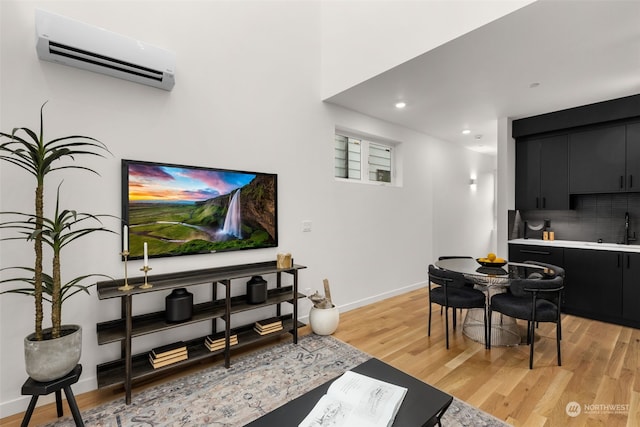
[{"left": 585, "top": 242, "right": 623, "bottom": 248}]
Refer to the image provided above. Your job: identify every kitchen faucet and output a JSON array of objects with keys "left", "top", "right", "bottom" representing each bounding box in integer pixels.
[{"left": 625, "top": 212, "right": 637, "bottom": 244}]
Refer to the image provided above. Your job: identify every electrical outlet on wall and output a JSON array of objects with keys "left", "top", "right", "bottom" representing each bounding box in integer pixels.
[{"left": 302, "top": 220, "right": 312, "bottom": 232}]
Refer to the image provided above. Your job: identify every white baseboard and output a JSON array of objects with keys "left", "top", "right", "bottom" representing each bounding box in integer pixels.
[
  {"left": 337, "top": 280, "right": 427, "bottom": 313},
  {"left": 300, "top": 280, "right": 426, "bottom": 319}
]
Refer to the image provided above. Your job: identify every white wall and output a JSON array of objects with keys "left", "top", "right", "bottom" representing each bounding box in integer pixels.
[
  {"left": 431, "top": 137, "right": 496, "bottom": 258},
  {"left": 497, "top": 117, "right": 515, "bottom": 258},
  {"left": 320, "top": 0, "right": 535, "bottom": 99},
  {"left": 0, "top": 0, "right": 495, "bottom": 417}
]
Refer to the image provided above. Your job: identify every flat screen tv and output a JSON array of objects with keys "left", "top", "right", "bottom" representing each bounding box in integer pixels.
[{"left": 121, "top": 159, "right": 278, "bottom": 260}]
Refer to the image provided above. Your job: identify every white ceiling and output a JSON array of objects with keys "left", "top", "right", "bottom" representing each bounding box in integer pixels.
[{"left": 324, "top": 0, "right": 640, "bottom": 155}]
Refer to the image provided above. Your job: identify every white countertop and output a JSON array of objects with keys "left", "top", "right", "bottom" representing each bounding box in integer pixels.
[{"left": 509, "top": 238, "right": 640, "bottom": 253}]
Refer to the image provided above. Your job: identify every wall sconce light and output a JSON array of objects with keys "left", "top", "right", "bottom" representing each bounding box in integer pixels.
[{"left": 469, "top": 178, "right": 477, "bottom": 186}]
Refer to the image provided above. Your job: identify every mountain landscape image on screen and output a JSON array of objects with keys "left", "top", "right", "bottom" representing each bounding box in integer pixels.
[{"left": 123, "top": 160, "right": 277, "bottom": 259}]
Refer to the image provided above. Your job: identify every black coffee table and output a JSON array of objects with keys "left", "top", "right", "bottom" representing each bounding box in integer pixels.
[{"left": 246, "top": 358, "right": 453, "bottom": 427}]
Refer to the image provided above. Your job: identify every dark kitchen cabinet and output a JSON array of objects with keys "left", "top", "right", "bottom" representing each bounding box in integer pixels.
[
  {"left": 622, "top": 252, "right": 640, "bottom": 323},
  {"left": 626, "top": 122, "right": 640, "bottom": 189},
  {"left": 508, "top": 244, "right": 564, "bottom": 266},
  {"left": 509, "top": 242, "right": 640, "bottom": 328},
  {"left": 508, "top": 243, "right": 567, "bottom": 307},
  {"left": 563, "top": 248, "right": 622, "bottom": 321},
  {"left": 516, "top": 134, "right": 569, "bottom": 210},
  {"left": 569, "top": 125, "right": 630, "bottom": 193}
]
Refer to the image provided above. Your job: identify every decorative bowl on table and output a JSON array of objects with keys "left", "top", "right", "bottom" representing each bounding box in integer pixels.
[{"left": 476, "top": 258, "right": 507, "bottom": 268}]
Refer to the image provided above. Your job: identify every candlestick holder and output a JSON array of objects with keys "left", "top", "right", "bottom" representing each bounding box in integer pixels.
[
  {"left": 139, "top": 265, "right": 153, "bottom": 289},
  {"left": 118, "top": 250, "right": 135, "bottom": 291}
]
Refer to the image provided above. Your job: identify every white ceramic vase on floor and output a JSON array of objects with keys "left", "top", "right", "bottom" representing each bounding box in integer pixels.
[{"left": 309, "top": 305, "right": 340, "bottom": 335}]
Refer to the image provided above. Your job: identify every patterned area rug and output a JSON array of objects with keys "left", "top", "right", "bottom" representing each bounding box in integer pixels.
[{"left": 43, "top": 335, "right": 510, "bottom": 426}]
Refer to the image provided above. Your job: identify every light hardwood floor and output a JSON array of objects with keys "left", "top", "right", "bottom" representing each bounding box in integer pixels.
[{"left": 2, "top": 287, "right": 639, "bottom": 426}]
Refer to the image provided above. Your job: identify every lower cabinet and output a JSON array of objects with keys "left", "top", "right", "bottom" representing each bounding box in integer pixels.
[
  {"left": 622, "top": 252, "right": 640, "bottom": 323},
  {"left": 509, "top": 243, "right": 640, "bottom": 328},
  {"left": 563, "top": 248, "right": 622, "bottom": 321},
  {"left": 509, "top": 243, "right": 569, "bottom": 307},
  {"left": 508, "top": 244, "right": 564, "bottom": 266}
]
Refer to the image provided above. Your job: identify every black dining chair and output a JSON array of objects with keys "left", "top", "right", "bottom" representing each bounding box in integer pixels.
[
  {"left": 437, "top": 256, "right": 475, "bottom": 317},
  {"left": 428, "top": 264, "right": 488, "bottom": 349},
  {"left": 487, "top": 262, "right": 564, "bottom": 369},
  {"left": 523, "top": 260, "right": 565, "bottom": 281},
  {"left": 524, "top": 260, "right": 565, "bottom": 331}
]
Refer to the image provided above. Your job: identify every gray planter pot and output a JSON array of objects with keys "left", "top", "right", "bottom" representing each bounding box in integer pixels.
[{"left": 24, "top": 324, "right": 82, "bottom": 382}]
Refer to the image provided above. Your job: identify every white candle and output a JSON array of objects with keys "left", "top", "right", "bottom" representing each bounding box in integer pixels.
[
  {"left": 123, "top": 225, "right": 128, "bottom": 252},
  {"left": 143, "top": 242, "right": 148, "bottom": 266}
]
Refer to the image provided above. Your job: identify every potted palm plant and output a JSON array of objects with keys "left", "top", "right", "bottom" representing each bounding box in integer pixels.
[{"left": 0, "top": 102, "right": 113, "bottom": 381}]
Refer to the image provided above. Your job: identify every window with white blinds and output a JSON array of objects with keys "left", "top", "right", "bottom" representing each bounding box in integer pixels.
[
  {"left": 334, "top": 132, "right": 395, "bottom": 185},
  {"left": 334, "top": 134, "right": 362, "bottom": 180},
  {"left": 368, "top": 142, "right": 391, "bottom": 183}
]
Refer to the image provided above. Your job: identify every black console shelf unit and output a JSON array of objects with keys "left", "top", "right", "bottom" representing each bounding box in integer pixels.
[{"left": 96, "top": 261, "right": 306, "bottom": 404}]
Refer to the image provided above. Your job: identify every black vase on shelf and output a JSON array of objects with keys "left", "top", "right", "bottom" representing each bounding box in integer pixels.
[
  {"left": 246, "top": 275, "right": 267, "bottom": 304},
  {"left": 165, "top": 288, "right": 193, "bottom": 322}
]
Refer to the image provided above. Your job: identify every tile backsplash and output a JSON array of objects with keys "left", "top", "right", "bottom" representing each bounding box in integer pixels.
[{"left": 514, "top": 193, "right": 640, "bottom": 244}]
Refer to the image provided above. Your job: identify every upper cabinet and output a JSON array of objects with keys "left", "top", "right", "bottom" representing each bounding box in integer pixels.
[
  {"left": 569, "top": 125, "right": 626, "bottom": 193},
  {"left": 569, "top": 123, "right": 640, "bottom": 194},
  {"left": 513, "top": 94, "right": 640, "bottom": 207},
  {"left": 626, "top": 122, "right": 640, "bottom": 188},
  {"left": 516, "top": 134, "right": 569, "bottom": 210}
]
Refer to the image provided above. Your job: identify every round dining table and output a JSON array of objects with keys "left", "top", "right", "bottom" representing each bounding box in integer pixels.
[{"left": 434, "top": 258, "right": 552, "bottom": 346}]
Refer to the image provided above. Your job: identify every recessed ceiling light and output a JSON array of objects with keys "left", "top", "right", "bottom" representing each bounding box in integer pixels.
[
  {"left": 462, "top": 129, "right": 471, "bottom": 135},
  {"left": 395, "top": 102, "right": 406, "bottom": 109}
]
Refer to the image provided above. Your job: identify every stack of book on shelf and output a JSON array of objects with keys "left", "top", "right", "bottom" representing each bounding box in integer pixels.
[
  {"left": 205, "top": 331, "right": 238, "bottom": 352},
  {"left": 149, "top": 341, "right": 188, "bottom": 369},
  {"left": 254, "top": 317, "right": 283, "bottom": 335}
]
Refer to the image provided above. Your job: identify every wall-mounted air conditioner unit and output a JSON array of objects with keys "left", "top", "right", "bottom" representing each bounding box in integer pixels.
[{"left": 35, "top": 9, "right": 176, "bottom": 91}]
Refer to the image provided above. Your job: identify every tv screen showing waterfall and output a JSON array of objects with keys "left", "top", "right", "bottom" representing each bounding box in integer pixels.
[{"left": 121, "top": 159, "right": 278, "bottom": 260}]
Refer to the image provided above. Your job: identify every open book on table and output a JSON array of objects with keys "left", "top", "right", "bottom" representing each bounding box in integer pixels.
[{"left": 298, "top": 370, "right": 408, "bottom": 427}]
